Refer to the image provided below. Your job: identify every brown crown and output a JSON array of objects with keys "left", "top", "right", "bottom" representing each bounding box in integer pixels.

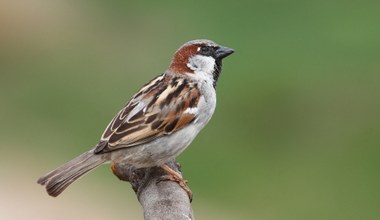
[{"left": 168, "top": 44, "right": 200, "bottom": 74}]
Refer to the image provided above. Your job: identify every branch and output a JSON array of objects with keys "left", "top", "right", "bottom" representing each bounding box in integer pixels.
[{"left": 112, "top": 161, "right": 194, "bottom": 220}]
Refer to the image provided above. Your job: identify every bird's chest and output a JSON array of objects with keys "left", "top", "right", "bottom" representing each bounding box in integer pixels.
[{"left": 195, "top": 81, "right": 216, "bottom": 127}]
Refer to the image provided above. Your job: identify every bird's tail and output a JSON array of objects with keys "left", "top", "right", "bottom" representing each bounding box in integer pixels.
[{"left": 37, "top": 150, "right": 108, "bottom": 197}]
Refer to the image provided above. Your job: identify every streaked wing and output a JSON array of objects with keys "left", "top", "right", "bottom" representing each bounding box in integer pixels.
[{"left": 94, "top": 73, "right": 201, "bottom": 153}]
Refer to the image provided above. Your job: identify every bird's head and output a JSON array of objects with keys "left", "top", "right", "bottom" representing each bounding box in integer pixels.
[{"left": 169, "top": 39, "right": 234, "bottom": 86}]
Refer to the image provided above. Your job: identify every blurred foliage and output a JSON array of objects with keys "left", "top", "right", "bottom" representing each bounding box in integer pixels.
[{"left": 1, "top": 0, "right": 380, "bottom": 219}]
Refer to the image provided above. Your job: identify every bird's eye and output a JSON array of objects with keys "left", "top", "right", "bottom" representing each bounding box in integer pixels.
[
  {"left": 200, "top": 46, "right": 210, "bottom": 53},
  {"left": 199, "top": 46, "right": 212, "bottom": 55}
]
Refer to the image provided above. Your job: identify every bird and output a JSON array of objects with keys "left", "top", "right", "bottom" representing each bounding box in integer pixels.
[{"left": 37, "top": 39, "right": 234, "bottom": 198}]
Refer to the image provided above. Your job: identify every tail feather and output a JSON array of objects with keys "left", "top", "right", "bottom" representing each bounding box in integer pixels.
[{"left": 37, "top": 150, "right": 108, "bottom": 197}]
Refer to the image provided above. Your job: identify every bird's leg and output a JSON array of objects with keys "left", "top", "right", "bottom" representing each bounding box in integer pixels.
[
  {"left": 111, "top": 162, "right": 118, "bottom": 175},
  {"left": 159, "top": 164, "right": 193, "bottom": 201}
]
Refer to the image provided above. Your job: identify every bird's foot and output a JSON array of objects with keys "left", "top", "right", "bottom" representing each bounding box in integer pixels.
[{"left": 158, "top": 164, "right": 193, "bottom": 201}]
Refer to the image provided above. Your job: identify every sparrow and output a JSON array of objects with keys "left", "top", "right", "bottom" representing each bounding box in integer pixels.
[{"left": 37, "top": 39, "right": 234, "bottom": 198}]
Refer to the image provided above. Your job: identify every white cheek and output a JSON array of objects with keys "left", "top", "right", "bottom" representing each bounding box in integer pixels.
[{"left": 187, "top": 55, "right": 216, "bottom": 75}]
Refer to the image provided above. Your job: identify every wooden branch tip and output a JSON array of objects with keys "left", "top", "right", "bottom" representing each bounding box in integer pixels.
[{"left": 111, "top": 160, "right": 195, "bottom": 220}]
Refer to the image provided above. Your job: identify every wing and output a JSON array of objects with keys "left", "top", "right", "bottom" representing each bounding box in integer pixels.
[{"left": 94, "top": 73, "right": 201, "bottom": 154}]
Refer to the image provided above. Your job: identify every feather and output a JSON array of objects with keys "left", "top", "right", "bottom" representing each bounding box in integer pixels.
[{"left": 94, "top": 74, "right": 201, "bottom": 154}]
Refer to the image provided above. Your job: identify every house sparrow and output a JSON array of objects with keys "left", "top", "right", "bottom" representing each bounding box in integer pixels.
[{"left": 37, "top": 39, "right": 234, "bottom": 198}]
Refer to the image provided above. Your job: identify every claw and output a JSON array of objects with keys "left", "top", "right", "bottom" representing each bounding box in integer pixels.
[{"left": 159, "top": 164, "right": 193, "bottom": 201}]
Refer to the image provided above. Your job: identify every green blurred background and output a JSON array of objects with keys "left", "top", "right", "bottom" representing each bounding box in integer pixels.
[{"left": 1, "top": 0, "right": 380, "bottom": 219}]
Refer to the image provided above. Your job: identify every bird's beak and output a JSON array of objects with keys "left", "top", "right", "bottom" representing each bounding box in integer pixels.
[{"left": 215, "top": 46, "right": 234, "bottom": 59}]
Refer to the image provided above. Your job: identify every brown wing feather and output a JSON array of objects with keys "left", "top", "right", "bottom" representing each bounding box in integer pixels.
[{"left": 94, "top": 74, "right": 200, "bottom": 154}]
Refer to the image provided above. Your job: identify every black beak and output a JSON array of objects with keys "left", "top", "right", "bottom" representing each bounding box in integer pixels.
[{"left": 215, "top": 46, "right": 234, "bottom": 59}]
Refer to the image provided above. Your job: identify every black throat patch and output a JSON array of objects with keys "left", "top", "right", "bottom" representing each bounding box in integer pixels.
[{"left": 213, "top": 60, "right": 223, "bottom": 88}]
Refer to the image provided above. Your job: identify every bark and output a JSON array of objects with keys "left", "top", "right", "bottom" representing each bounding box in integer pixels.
[{"left": 112, "top": 161, "right": 194, "bottom": 220}]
